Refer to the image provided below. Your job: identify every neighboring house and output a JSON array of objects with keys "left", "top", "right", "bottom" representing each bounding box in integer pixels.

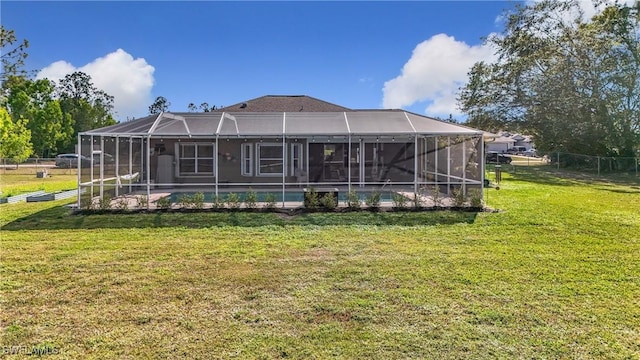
[
  {"left": 510, "top": 133, "right": 535, "bottom": 151},
  {"left": 485, "top": 135, "right": 516, "bottom": 153},
  {"left": 78, "top": 95, "right": 487, "bottom": 207},
  {"left": 485, "top": 131, "right": 535, "bottom": 153}
]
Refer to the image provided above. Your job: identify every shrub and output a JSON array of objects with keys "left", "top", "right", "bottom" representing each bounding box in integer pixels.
[
  {"left": 80, "top": 197, "right": 94, "bottom": 211},
  {"left": 392, "top": 193, "right": 408, "bottom": 210},
  {"left": 114, "top": 197, "right": 129, "bottom": 210},
  {"left": 98, "top": 194, "right": 112, "bottom": 210},
  {"left": 226, "top": 192, "right": 241, "bottom": 210},
  {"left": 177, "top": 194, "right": 192, "bottom": 209},
  {"left": 263, "top": 193, "right": 277, "bottom": 210},
  {"left": 156, "top": 196, "right": 172, "bottom": 210},
  {"left": 136, "top": 195, "right": 149, "bottom": 209},
  {"left": 365, "top": 191, "right": 381, "bottom": 210},
  {"left": 346, "top": 189, "right": 361, "bottom": 210},
  {"left": 469, "top": 189, "right": 483, "bottom": 208},
  {"left": 412, "top": 192, "right": 422, "bottom": 209},
  {"left": 430, "top": 186, "right": 443, "bottom": 207},
  {"left": 244, "top": 189, "right": 258, "bottom": 209},
  {"left": 210, "top": 194, "right": 223, "bottom": 210},
  {"left": 192, "top": 192, "right": 205, "bottom": 210},
  {"left": 304, "top": 188, "right": 320, "bottom": 209},
  {"left": 452, "top": 187, "right": 467, "bottom": 208},
  {"left": 320, "top": 193, "right": 337, "bottom": 210}
]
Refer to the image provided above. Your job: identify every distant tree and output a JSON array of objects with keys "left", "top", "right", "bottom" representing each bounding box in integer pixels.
[
  {"left": 200, "top": 102, "right": 216, "bottom": 112},
  {"left": 57, "top": 71, "right": 116, "bottom": 143},
  {"left": 186, "top": 101, "right": 216, "bottom": 112},
  {"left": 149, "top": 96, "right": 170, "bottom": 114},
  {"left": 0, "top": 26, "right": 29, "bottom": 81},
  {"left": 458, "top": 0, "right": 640, "bottom": 156},
  {"left": 3, "top": 76, "right": 72, "bottom": 157},
  {"left": 0, "top": 107, "right": 32, "bottom": 164}
]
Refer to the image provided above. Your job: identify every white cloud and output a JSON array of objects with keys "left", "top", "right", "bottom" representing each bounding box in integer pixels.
[
  {"left": 382, "top": 34, "right": 496, "bottom": 117},
  {"left": 37, "top": 49, "right": 155, "bottom": 119}
]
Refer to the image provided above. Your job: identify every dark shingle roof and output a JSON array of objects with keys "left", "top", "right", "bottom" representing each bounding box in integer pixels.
[{"left": 217, "top": 95, "right": 351, "bottom": 112}]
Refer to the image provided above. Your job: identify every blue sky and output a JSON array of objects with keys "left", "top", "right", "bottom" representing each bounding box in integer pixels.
[{"left": 3, "top": 1, "right": 520, "bottom": 120}]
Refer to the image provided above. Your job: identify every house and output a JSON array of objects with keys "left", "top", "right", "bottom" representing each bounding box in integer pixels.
[
  {"left": 485, "top": 131, "right": 535, "bottom": 153},
  {"left": 485, "top": 135, "right": 516, "bottom": 153},
  {"left": 78, "top": 95, "right": 486, "bottom": 208}
]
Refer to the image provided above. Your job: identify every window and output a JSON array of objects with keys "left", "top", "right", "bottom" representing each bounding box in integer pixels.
[
  {"left": 290, "top": 143, "right": 303, "bottom": 176},
  {"left": 256, "top": 143, "right": 283, "bottom": 176},
  {"left": 241, "top": 143, "right": 253, "bottom": 176},
  {"left": 178, "top": 143, "right": 214, "bottom": 176}
]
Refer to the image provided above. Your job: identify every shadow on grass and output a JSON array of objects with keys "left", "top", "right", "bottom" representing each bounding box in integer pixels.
[{"left": 1, "top": 206, "right": 479, "bottom": 230}]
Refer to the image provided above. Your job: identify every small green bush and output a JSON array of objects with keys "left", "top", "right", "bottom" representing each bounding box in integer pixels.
[
  {"left": 156, "top": 196, "right": 172, "bottom": 210},
  {"left": 98, "top": 194, "right": 112, "bottom": 210},
  {"left": 114, "top": 197, "right": 129, "bottom": 210},
  {"left": 304, "top": 188, "right": 320, "bottom": 209},
  {"left": 452, "top": 187, "right": 467, "bottom": 208},
  {"left": 136, "top": 195, "right": 149, "bottom": 209},
  {"left": 392, "top": 193, "right": 408, "bottom": 210},
  {"left": 469, "top": 189, "right": 483, "bottom": 208},
  {"left": 210, "top": 194, "right": 223, "bottom": 210},
  {"left": 412, "top": 192, "right": 422, "bottom": 209},
  {"left": 263, "top": 193, "right": 277, "bottom": 210},
  {"left": 192, "top": 192, "right": 205, "bottom": 209},
  {"left": 346, "top": 189, "right": 361, "bottom": 210},
  {"left": 177, "top": 194, "right": 191, "bottom": 209},
  {"left": 365, "top": 191, "right": 381, "bottom": 210},
  {"left": 244, "top": 189, "right": 258, "bottom": 209},
  {"left": 320, "top": 193, "right": 337, "bottom": 210},
  {"left": 80, "top": 197, "right": 94, "bottom": 211},
  {"left": 226, "top": 192, "right": 241, "bottom": 210},
  {"left": 430, "top": 186, "right": 443, "bottom": 207}
]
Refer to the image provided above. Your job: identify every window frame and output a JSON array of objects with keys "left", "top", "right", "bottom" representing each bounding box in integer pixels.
[
  {"left": 176, "top": 142, "right": 215, "bottom": 177},
  {"left": 256, "top": 142, "right": 284, "bottom": 177},
  {"left": 290, "top": 143, "right": 303, "bottom": 176},
  {"left": 241, "top": 143, "right": 253, "bottom": 176}
]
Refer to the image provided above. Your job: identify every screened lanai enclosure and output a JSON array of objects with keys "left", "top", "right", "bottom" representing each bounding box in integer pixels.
[{"left": 78, "top": 111, "right": 485, "bottom": 208}]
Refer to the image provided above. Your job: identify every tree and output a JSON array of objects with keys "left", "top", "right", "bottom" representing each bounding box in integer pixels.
[
  {"left": 0, "top": 26, "right": 29, "bottom": 81},
  {"left": 200, "top": 102, "right": 216, "bottom": 112},
  {"left": 149, "top": 96, "right": 170, "bottom": 114},
  {"left": 458, "top": 0, "right": 640, "bottom": 156},
  {"left": 3, "top": 76, "right": 72, "bottom": 157},
  {"left": 57, "top": 71, "right": 116, "bottom": 143},
  {"left": 0, "top": 107, "right": 32, "bottom": 164},
  {"left": 187, "top": 102, "right": 216, "bottom": 112}
]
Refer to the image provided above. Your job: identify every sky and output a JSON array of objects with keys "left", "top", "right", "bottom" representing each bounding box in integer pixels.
[{"left": 4, "top": 1, "right": 525, "bottom": 121}]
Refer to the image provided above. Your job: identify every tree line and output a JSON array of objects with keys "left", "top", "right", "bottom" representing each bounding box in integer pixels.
[
  {"left": 0, "top": 26, "right": 218, "bottom": 163},
  {"left": 0, "top": 26, "right": 117, "bottom": 161},
  {"left": 458, "top": 0, "right": 640, "bottom": 157}
]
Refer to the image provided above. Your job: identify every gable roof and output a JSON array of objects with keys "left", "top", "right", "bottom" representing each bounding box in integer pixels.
[{"left": 216, "top": 95, "right": 351, "bottom": 112}]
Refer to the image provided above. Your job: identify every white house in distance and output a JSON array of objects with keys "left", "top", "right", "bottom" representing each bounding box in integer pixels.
[
  {"left": 77, "top": 95, "right": 488, "bottom": 208},
  {"left": 485, "top": 131, "right": 535, "bottom": 153}
]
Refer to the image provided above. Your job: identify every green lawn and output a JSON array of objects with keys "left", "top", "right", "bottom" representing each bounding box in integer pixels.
[
  {"left": 0, "top": 167, "right": 77, "bottom": 198},
  {"left": 1, "top": 167, "right": 639, "bottom": 359}
]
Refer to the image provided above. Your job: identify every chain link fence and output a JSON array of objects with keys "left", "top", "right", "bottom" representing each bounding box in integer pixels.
[{"left": 538, "top": 152, "right": 639, "bottom": 176}]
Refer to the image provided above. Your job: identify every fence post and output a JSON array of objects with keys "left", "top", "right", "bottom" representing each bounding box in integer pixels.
[
  {"left": 597, "top": 156, "right": 600, "bottom": 176},
  {"left": 557, "top": 152, "right": 560, "bottom": 170}
]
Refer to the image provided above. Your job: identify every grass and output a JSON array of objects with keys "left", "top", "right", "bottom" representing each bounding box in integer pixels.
[
  {"left": 1, "top": 166, "right": 639, "bottom": 359},
  {"left": 0, "top": 167, "right": 77, "bottom": 197}
]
